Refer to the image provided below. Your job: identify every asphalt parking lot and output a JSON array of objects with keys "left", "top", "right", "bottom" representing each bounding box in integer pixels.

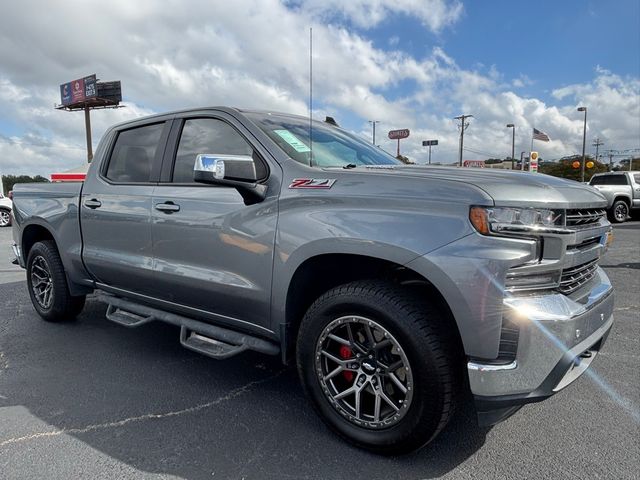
[{"left": 0, "top": 223, "right": 638, "bottom": 480}]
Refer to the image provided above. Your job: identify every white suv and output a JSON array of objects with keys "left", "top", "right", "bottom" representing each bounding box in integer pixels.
[{"left": 0, "top": 192, "right": 12, "bottom": 227}]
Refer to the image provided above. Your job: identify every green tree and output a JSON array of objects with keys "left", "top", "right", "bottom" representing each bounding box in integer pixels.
[
  {"left": 396, "top": 154, "right": 414, "bottom": 165},
  {"left": 1, "top": 175, "right": 49, "bottom": 194},
  {"left": 614, "top": 157, "right": 640, "bottom": 171}
]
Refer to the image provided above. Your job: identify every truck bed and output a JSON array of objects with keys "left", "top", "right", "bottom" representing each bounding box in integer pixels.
[{"left": 12, "top": 181, "right": 88, "bottom": 294}]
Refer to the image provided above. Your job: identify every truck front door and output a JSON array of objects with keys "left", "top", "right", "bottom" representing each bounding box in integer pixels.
[{"left": 150, "top": 114, "right": 278, "bottom": 334}]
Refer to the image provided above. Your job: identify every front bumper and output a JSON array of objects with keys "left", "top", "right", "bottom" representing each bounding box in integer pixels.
[{"left": 469, "top": 267, "right": 614, "bottom": 426}]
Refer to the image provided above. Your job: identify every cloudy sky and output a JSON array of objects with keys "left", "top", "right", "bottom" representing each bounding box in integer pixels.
[{"left": 0, "top": 0, "right": 639, "bottom": 176}]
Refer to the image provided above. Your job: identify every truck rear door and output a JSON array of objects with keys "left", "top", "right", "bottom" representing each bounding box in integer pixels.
[{"left": 81, "top": 120, "right": 171, "bottom": 294}]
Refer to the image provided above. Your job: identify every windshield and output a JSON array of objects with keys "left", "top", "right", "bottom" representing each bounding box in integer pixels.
[{"left": 245, "top": 112, "right": 401, "bottom": 168}]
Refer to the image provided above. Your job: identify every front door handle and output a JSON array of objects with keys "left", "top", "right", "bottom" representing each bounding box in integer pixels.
[
  {"left": 84, "top": 199, "right": 102, "bottom": 209},
  {"left": 155, "top": 202, "right": 180, "bottom": 213}
]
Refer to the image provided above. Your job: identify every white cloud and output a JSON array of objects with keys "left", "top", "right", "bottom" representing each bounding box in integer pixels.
[
  {"left": 0, "top": 0, "right": 637, "bottom": 176},
  {"left": 295, "top": 0, "right": 464, "bottom": 33}
]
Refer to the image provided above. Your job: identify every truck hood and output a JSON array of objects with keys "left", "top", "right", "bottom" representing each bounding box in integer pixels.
[{"left": 331, "top": 165, "right": 607, "bottom": 209}]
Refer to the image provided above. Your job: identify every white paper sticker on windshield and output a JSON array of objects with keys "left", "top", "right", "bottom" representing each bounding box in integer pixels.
[{"left": 274, "top": 129, "right": 311, "bottom": 153}]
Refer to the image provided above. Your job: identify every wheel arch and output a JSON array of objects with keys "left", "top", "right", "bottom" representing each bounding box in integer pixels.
[
  {"left": 280, "top": 252, "right": 462, "bottom": 365},
  {"left": 612, "top": 195, "right": 631, "bottom": 207},
  {"left": 22, "top": 222, "right": 56, "bottom": 261},
  {"left": 21, "top": 221, "right": 92, "bottom": 296}
]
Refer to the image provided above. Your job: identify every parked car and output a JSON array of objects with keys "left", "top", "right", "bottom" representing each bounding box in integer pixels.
[
  {"left": 589, "top": 171, "right": 640, "bottom": 223},
  {"left": 11, "top": 108, "right": 615, "bottom": 454},
  {"left": 0, "top": 192, "right": 12, "bottom": 227}
]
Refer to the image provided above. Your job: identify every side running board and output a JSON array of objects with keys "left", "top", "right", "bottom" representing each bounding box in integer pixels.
[{"left": 96, "top": 293, "right": 279, "bottom": 360}]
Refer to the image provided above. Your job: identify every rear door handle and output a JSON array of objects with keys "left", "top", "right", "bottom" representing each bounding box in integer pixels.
[
  {"left": 154, "top": 202, "right": 180, "bottom": 213},
  {"left": 84, "top": 199, "right": 102, "bottom": 209}
]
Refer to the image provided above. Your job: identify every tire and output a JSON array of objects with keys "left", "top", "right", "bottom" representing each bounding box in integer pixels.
[
  {"left": 296, "top": 280, "right": 461, "bottom": 455},
  {"left": 0, "top": 208, "right": 11, "bottom": 227},
  {"left": 610, "top": 200, "right": 629, "bottom": 223},
  {"left": 26, "top": 240, "right": 86, "bottom": 322}
]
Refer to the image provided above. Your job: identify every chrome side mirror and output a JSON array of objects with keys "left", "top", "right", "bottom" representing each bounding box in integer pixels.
[
  {"left": 194, "top": 154, "right": 257, "bottom": 183},
  {"left": 193, "top": 154, "right": 266, "bottom": 204}
]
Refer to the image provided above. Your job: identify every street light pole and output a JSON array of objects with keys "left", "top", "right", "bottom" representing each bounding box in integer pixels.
[
  {"left": 368, "top": 120, "right": 379, "bottom": 145},
  {"left": 455, "top": 114, "right": 473, "bottom": 166},
  {"left": 506, "top": 123, "right": 515, "bottom": 169},
  {"left": 578, "top": 107, "right": 587, "bottom": 182}
]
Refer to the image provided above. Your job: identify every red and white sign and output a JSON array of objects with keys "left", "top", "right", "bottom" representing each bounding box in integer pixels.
[
  {"left": 529, "top": 151, "right": 539, "bottom": 173},
  {"left": 463, "top": 160, "right": 485, "bottom": 168},
  {"left": 51, "top": 173, "right": 86, "bottom": 182},
  {"left": 388, "top": 129, "right": 410, "bottom": 140}
]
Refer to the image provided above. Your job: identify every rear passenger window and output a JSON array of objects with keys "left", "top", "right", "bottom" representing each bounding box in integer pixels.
[
  {"left": 590, "top": 174, "right": 628, "bottom": 186},
  {"left": 634, "top": 174, "right": 640, "bottom": 184},
  {"left": 105, "top": 123, "right": 164, "bottom": 183},
  {"left": 173, "top": 118, "right": 254, "bottom": 183}
]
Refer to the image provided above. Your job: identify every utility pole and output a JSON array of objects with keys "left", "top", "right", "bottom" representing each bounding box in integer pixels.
[
  {"left": 603, "top": 150, "right": 615, "bottom": 171},
  {"left": 368, "top": 120, "right": 380, "bottom": 145},
  {"left": 455, "top": 114, "right": 473, "bottom": 166},
  {"left": 592, "top": 137, "right": 604, "bottom": 166},
  {"left": 577, "top": 106, "right": 587, "bottom": 182},
  {"left": 506, "top": 124, "right": 515, "bottom": 169}
]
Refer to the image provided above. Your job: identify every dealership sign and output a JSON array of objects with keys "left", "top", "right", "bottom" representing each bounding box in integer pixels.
[
  {"left": 463, "top": 160, "right": 485, "bottom": 168},
  {"left": 388, "top": 129, "right": 410, "bottom": 140},
  {"left": 60, "top": 74, "right": 97, "bottom": 106}
]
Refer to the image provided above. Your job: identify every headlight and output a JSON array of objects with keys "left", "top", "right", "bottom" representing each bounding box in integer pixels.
[{"left": 469, "top": 206, "right": 562, "bottom": 235}]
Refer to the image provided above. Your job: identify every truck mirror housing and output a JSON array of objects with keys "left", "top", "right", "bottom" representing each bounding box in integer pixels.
[
  {"left": 193, "top": 154, "right": 266, "bottom": 204},
  {"left": 194, "top": 154, "right": 258, "bottom": 183}
]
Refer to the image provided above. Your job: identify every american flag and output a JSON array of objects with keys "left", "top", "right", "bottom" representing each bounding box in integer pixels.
[{"left": 532, "top": 128, "right": 550, "bottom": 142}]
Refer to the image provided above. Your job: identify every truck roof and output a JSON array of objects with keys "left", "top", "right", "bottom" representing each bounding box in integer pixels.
[{"left": 107, "top": 106, "right": 310, "bottom": 131}]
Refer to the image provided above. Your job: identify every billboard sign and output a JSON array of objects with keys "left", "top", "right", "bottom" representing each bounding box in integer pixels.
[
  {"left": 388, "top": 129, "right": 410, "bottom": 140},
  {"left": 60, "top": 74, "right": 97, "bottom": 106}
]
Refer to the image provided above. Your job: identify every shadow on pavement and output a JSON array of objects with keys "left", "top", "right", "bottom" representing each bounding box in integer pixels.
[{"left": 0, "top": 284, "right": 489, "bottom": 480}]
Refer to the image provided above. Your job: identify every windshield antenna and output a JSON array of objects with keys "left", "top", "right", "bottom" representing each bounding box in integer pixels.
[{"left": 309, "top": 26, "right": 314, "bottom": 167}]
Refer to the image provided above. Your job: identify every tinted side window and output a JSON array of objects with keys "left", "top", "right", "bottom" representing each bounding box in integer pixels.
[
  {"left": 173, "top": 119, "right": 254, "bottom": 183},
  {"left": 105, "top": 123, "right": 164, "bottom": 183},
  {"left": 590, "top": 174, "right": 628, "bottom": 186}
]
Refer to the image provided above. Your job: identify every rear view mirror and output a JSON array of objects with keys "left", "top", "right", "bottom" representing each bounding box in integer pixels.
[{"left": 194, "top": 154, "right": 266, "bottom": 204}]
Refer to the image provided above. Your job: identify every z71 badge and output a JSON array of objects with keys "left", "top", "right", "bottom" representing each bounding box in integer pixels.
[{"left": 289, "top": 178, "right": 336, "bottom": 189}]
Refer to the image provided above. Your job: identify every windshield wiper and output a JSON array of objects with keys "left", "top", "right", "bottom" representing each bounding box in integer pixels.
[{"left": 343, "top": 163, "right": 357, "bottom": 169}]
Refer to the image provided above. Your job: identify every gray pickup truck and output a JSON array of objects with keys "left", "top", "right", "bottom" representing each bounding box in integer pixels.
[
  {"left": 12, "top": 107, "right": 615, "bottom": 454},
  {"left": 589, "top": 171, "right": 640, "bottom": 223}
]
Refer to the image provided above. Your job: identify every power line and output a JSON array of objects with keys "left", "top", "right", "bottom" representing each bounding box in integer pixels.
[{"left": 463, "top": 146, "right": 504, "bottom": 158}]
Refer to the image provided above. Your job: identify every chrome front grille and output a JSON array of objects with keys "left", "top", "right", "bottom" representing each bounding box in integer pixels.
[
  {"left": 565, "top": 208, "right": 606, "bottom": 228},
  {"left": 558, "top": 259, "right": 599, "bottom": 294}
]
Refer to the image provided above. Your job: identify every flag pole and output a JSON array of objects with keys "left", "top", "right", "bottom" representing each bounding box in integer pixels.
[{"left": 530, "top": 127, "right": 534, "bottom": 152}]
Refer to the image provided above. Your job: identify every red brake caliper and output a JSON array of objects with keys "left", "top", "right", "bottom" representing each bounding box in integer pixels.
[{"left": 339, "top": 345, "right": 354, "bottom": 382}]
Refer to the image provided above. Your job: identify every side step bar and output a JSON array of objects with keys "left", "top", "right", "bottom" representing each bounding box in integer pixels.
[{"left": 96, "top": 293, "right": 279, "bottom": 359}]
